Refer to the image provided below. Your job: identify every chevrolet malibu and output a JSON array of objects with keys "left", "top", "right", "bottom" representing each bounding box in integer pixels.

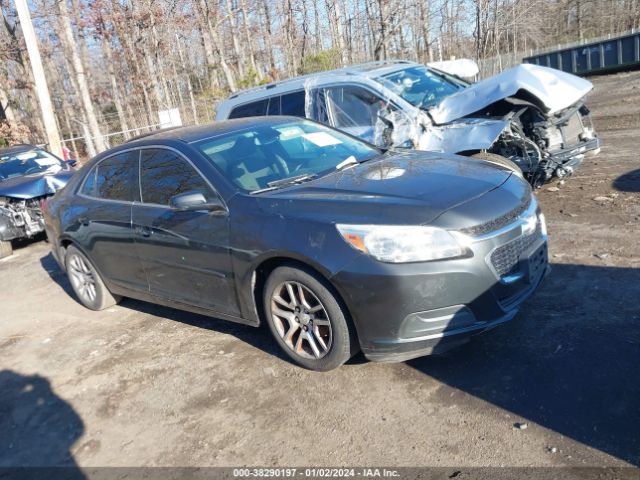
[{"left": 44, "top": 117, "right": 548, "bottom": 371}]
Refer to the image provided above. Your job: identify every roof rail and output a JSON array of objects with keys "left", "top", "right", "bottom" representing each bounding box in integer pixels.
[{"left": 228, "top": 59, "right": 414, "bottom": 99}]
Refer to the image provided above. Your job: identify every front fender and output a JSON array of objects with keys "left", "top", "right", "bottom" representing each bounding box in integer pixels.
[{"left": 417, "top": 118, "right": 509, "bottom": 153}]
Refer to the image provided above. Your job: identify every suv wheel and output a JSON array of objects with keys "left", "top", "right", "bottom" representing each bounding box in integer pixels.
[
  {"left": 263, "top": 265, "right": 357, "bottom": 371},
  {"left": 65, "top": 245, "right": 121, "bottom": 310}
]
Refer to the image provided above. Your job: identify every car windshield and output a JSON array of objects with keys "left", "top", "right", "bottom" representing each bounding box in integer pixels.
[
  {"left": 0, "top": 148, "right": 65, "bottom": 181},
  {"left": 376, "top": 66, "right": 463, "bottom": 109},
  {"left": 195, "top": 120, "right": 381, "bottom": 193}
]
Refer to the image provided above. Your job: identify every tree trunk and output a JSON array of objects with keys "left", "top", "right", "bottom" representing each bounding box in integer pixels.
[
  {"left": 57, "top": 0, "right": 106, "bottom": 152},
  {"left": 102, "top": 35, "right": 130, "bottom": 139},
  {"left": 176, "top": 34, "right": 199, "bottom": 125},
  {"left": 239, "top": 0, "right": 259, "bottom": 77}
]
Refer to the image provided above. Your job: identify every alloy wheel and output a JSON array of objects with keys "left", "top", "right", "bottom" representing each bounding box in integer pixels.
[
  {"left": 68, "top": 254, "right": 97, "bottom": 303},
  {"left": 270, "top": 281, "right": 332, "bottom": 359}
]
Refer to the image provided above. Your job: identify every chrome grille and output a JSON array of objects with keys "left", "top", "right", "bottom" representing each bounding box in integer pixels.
[
  {"left": 460, "top": 195, "right": 532, "bottom": 237},
  {"left": 490, "top": 224, "right": 542, "bottom": 278}
]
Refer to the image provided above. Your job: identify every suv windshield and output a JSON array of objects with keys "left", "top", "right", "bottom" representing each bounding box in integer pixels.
[
  {"left": 376, "top": 66, "right": 463, "bottom": 109},
  {"left": 196, "top": 120, "right": 381, "bottom": 193},
  {"left": 0, "top": 148, "right": 65, "bottom": 181}
]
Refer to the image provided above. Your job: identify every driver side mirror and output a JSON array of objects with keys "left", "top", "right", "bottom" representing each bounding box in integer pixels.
[
  {"left": 65, "top": 159, "right": 78, "bottom": 168},
  {"left": 169, "top": 191, "right": 227, "bottom": 213}
]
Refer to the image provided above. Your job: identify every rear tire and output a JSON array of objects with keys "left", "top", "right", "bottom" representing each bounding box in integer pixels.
[
  {"left": 65, "top": 245, "right": 121, "bottom": 310},
  {"left": 0, "top": 240, "right": 12, "bottom": 259},
  {"left": 471, "top": 152, "right": 522, "bottom": 176},
  {"left": 263, "top": 265, "right": 357, "bottom": 371}
]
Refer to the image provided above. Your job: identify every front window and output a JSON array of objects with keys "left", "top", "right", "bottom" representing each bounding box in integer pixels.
[
  {"left": 139, "top": 149, "right": 216, "bottom": 206},
  {"left": 196, "top": 120, "right": 380, "bottom": 193},
  {"left": 0, "top": 148, "right": 65, "bottom": 181},
  {"left": 376, "top": 66, "right": 462, "bottom": 109},
  {"left": 326, "top": 86, "right": 385, "bottom": 130}
]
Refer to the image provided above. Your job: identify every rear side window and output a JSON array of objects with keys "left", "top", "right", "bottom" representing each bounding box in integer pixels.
[
  {"left": 139, "top": 148, "right": 215, "bottom": 206},
  {"left": 80, "top": 151, "right": 140, "bottom": 201},
  {"left": 228, "top": 99, "right": 268, "bottom": 119},
  {"left": 280, "top": 91, "right": 306, "bottom": 116}
]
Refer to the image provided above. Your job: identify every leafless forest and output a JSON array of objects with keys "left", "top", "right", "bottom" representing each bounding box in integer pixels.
[{"left": 1, "top": 0, "right": 639, "bottom": 158}]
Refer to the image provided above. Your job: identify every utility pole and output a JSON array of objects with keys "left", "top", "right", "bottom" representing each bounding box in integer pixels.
[{"left": 14, "top": 0, "right": 63, "bottom": 157}]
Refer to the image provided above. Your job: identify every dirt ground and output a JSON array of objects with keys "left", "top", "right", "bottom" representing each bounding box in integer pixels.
[{"left": 1, "top": 70, "right": 639, "bottom": 470}]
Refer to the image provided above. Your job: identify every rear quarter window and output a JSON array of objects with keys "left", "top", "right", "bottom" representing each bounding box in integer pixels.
[{"left": 229, "top": 99, "right": 268, "bottom": 119}]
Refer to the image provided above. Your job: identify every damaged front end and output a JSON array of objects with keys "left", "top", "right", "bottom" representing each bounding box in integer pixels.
[
  {"left": 377, "top": 62, "right": 601, "bottom": 187},
  {"left": 489, "top": 102, "right": 599, "bottom": 187},
  {"left": 0, "top": 146, "right": 75, "bottom": 257},
  {"left": 0, "top": 196, "right": 49, "bottom": 242}
]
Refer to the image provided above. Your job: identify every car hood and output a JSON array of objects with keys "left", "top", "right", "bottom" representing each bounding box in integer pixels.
[
  {"left": 0, "top": 170, "right": 74, "bottom": 199},
  {"left": 257, "top": 151, "right": 513, "bottom": 225},
  {"left": 429, "top": 64, "right": 594, "bottom": 124}
]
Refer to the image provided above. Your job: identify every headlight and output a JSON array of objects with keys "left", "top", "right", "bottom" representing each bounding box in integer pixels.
[{"left": 336, "top": 224, "right": 466, "bottom": 263}]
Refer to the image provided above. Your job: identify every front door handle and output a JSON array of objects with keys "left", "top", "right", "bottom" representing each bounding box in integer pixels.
[{"left": 135, "top": 226, "right": 152, "bottom": 237}]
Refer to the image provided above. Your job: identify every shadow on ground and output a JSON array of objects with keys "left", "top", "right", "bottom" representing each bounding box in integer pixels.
[
  {"left": 408, "top": 263, "right": 640, "bottom": 466},
  {"left": 0, "top": 370, "right": 85, "bottom": 477},
  {"left": 39, "top": 251, "right": 640, "bottom": 465},
  {"left": 39, "top": 252, "right": 368, "bottom": 367},
  {"left": 612, "top": 168, "right": 640, "bottom": 192}
]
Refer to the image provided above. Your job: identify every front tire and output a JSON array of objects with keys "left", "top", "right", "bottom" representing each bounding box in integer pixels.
[
  {"left": 65, "top": 245, "right": 121, "bottom": 310},
  {"left": 263, "top": 265, "right": 357, "bottom": 371}
]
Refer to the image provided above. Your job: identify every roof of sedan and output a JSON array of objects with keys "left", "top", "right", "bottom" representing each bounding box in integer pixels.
[
  {"left": 0, "top": 144, "right": 37, "bottom": 156},
  {"left": 126, "top": 116, "right": 297, "bottom": 145}
]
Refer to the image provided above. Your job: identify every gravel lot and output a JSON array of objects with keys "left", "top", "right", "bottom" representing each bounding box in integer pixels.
[{"left": 1, "top": 70, "right": 639, "bottom": 470}]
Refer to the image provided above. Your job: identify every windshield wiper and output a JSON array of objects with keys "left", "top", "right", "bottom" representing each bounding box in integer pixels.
[
  {"left": 267, "top": 173, "right": 317, "bottom": 188},
  {"left": 335, "top": 155, "right": 359, "bottom": 171},
  {"left": 250, "top": 173, "right": 318, "bottom": 194}
]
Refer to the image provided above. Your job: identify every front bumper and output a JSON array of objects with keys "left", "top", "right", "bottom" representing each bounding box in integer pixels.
[
  {"left": 331, "top": 204, "right": 549, "bottom": 362},
  {"left": 547, "top": 136, "right": 600, "bottom": 170},
  {"left": 0, "top": 200, "right": 47, "bottom": 242}
]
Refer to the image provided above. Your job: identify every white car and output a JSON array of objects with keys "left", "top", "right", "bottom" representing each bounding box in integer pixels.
[{"left": 216, "top": 60, "right": 600, "bottom": 187}]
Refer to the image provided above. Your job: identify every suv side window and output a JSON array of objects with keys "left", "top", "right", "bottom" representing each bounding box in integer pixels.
[
  {"left": 80, "top": 151, "right": 140, "bottom": 202},
  {"left": 139, "top": 148, "right": 215, "bottom": 206},
  {"left": 229, "top": 99, "right": 268, "bottom": 119},
  {"left": 280, "top": 91, "right": 306, "bottom": 116},
  {"left": 267, "top": 96, "right": 280, "bottom": 115}
]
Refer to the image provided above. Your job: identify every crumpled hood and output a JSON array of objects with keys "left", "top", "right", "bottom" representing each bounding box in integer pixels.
[
  {"left": 257, "top": 151, "right": 512, "bottom": 225},
  {"left": 429, "top": 64, "right": 594, "bottom": 124},
  {"left": 0, "top": 170, "right": 74, "bottom": 199}
]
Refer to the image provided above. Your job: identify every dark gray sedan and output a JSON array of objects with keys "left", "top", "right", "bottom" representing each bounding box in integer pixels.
[{"left": 44, "top": 117, "right": 548, "bottom": 370}]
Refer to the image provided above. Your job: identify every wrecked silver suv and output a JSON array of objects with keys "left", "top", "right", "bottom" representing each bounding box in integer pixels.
[
  {"left": 0, "top": 145, "right": 75, "bottom": 258},
  {"left": 216, "top": 60, "right": 600, "bottom": 187}
]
